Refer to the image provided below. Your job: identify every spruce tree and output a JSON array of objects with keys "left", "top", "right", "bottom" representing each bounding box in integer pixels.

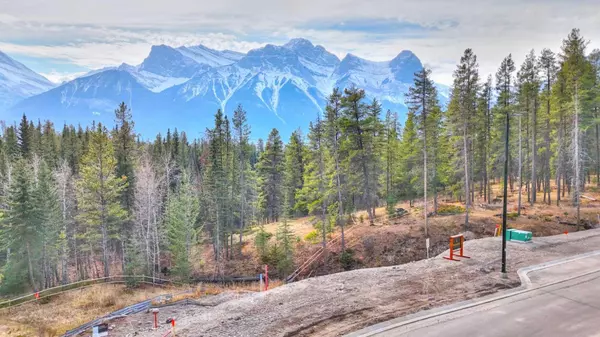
[
  {"left": 77, "top": 123, "right": 127, "bottom": 277},
  {"left": 257, "top": 129, "right": 284, "bottom": 223},
  {"left": 339, "top": 87, "right": 381, "bottom": 226},
  {"left": 165, "top": 170, "right": 199, "bottom": 282},
  {"left": 284, "top": 130, "right": 306, "bottom": 216},
  {"left": 232, "top": 104, "right": 251, "bottom": 247},
  {"left": 323, "top": 89, "right": 347, "bottom": 249},
  {"left": 299, "top": 119, "right": 329, "bottom": 247},
  {"left": 382, "top": 110, "right": 400, "bottom": 214},
  {"left": 113, "top": 102, "right": 137, "bottom": 213},
  {"left": 1, "top": 159, "right": 38, "bottom": 293},
  {"left": 398, "top": 112, "right": 419, "bottom": 205}
]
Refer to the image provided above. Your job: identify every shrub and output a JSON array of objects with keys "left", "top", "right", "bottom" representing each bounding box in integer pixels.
[
  {"left": 340, "top": 249, "right": 356, "bottom": 271},
  {"left": 254, "top": 227, "right": 273, "bottom": 261},
  {"left": 507, "top": 212, "right": 519, "bottom": 220},
  {"left": 437, "top": 204, "right": 466, "bottom": 215},
  {"left": 304, "top": 230, "right": 320, "bottom": 244},
  {"left": 386, "top": 196, "right": 398, "bottom": 216}
]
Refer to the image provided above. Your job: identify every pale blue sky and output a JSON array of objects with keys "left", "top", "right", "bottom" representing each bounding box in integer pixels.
[{"left": 1, "top": 0, "right": 599, "bottom": 84}]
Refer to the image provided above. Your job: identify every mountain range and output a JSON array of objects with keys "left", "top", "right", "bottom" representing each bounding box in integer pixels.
[{"left": 0, "top": 38, "right": 449, "bottom": 139}]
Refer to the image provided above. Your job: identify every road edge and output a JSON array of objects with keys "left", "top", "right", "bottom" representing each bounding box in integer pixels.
[{"left": 346, "top": 249, "right": 600, "bottom": 337}]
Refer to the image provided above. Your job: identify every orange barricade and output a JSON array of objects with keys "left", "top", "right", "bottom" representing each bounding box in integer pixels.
[{"left": 443, "top": 234, "right": 470, "bottom": 261}]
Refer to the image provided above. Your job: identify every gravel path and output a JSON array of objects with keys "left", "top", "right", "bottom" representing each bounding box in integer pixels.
[{"left": 114, "top": 229, "right": 600, "bottom": 337}]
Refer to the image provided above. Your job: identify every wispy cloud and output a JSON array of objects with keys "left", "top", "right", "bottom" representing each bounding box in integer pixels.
[
  {"left": 1, "top": 0, "right": 600, "bottom": 85},
  {"left": 40, "top": 70, "right": 88, "bottom": 84},
  {"left": 302, "top": 18, "right": 457, "bottom": 37}
]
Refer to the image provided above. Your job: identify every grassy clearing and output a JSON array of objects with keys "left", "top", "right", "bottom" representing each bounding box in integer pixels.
[
  {"left": 0, "top": 284, "right": 173, "bottom": 336},
  {"left": 0, "top": 280, "right": 279, "bottom": 337}
]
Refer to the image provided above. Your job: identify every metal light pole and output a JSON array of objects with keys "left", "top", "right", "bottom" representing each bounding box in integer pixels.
[{"left": 502, "top": 110, "right": 510, "bottom": 274}]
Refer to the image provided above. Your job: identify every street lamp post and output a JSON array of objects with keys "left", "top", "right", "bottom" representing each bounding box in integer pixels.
[{"left": 502, "top": 111, "right": 510, "bottom": 274}]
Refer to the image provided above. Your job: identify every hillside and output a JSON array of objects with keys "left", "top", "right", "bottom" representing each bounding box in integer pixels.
[
  {"left": 197, "top": 182, "right": 600, "bottom": 281},
  {"left": 3, "top": 191, "right": 598, "bottom": 336}
]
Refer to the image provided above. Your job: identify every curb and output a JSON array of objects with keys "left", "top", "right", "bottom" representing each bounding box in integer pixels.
[
  {"left": 347, "top": 250, "right": 600, "bottom": 337},
  {"left": 517, "top": 249, "right": 600, "bottom": 288}
]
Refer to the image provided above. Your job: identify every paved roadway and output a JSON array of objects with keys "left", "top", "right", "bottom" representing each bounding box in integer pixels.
[{"left": 349, "top": 254, "right": 600, "bottom": 337}]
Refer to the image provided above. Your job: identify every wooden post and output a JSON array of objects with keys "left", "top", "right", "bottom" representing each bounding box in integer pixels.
[{"left": 265, "top": 265, "right": 269, "bottom": 290}]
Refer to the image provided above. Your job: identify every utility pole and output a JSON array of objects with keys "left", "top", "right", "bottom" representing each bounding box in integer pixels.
[{"left": 502, "top": 110, "right": 510, "bottom": 274}]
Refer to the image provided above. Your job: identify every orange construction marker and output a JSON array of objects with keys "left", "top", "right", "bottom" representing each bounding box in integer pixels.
[{"left": 564, "top": 231, "right": 568, "bottom": 235}]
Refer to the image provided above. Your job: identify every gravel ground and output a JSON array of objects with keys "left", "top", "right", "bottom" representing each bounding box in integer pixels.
[{"left": 112, "top": 228, "right": 600, "bottom": 337}]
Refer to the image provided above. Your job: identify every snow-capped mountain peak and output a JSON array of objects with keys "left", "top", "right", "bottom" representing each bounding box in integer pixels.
[
  {"left": 139, "top": 44, "right": 208, "bottom": 78},
  {"left": 389, "top": 50, "right": 422, "bottom": 83},
  {"left": 0, "top": 50, "right": 55, "bottom": 111},
  {"left": 283, "top": 38, "right": 340, "bottom": 72},
  {"left": 7, "top": 38, "right": 447, "bottom": 139}
]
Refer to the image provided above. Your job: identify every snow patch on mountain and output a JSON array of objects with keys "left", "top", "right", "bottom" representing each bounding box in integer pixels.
[
  {"left": 177, "top": 45, "right": 244, "bottom": 68},
  {"left": 0, "top": 50, "right": 55, "bottom": 110},
  {"left": 332, "top": 51, "right": 423, "bottom": 105}
]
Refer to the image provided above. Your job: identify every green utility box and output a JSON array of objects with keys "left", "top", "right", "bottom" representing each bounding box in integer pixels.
[{"left": 505, "top": 228, "right": 532, "bottom": 242}]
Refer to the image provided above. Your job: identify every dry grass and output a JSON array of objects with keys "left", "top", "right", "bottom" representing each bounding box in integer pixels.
[
  {"left": 0, "top": 280, "right": 280, "bottom": 337},
  {"left": 0, "top": 284, "right": 180, "bottom": 336}
]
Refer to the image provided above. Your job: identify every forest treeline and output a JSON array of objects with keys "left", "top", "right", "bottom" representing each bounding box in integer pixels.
[{"left": 0, "top": 29, "right": 598, "bottom": 295}]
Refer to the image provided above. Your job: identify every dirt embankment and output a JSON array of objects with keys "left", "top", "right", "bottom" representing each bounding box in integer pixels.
[{"left": 112, "top": 228, "right": 600, "bottom": 337}]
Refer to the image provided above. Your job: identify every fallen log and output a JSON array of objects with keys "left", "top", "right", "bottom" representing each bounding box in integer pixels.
[
  {"left": 192, "top": 276, "right": 260, "bottom": 283},
  {"left": 559, "top": 221, "right": 578, "bottom": 226},
  {"left": 559, "top": 220, "right": 595, "bottom": 230},
  {"left": 581, "top": 195, "right": 597, "bottom": 201},
  {"left": 479, "top": 203, "right": 502, "bottom": 210}
]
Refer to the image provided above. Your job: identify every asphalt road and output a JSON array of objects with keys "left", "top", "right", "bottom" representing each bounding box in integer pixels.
[{"left": 349, "top": 254, "right": 600, "bottom": 337}]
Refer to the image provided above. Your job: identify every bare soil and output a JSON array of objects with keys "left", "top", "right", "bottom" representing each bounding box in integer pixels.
[{"left": 110, "top": 228, "right": 600, "bottom": 337}]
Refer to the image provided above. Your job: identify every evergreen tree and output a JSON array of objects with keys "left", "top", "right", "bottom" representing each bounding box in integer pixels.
[
  {"left": 113, "top": 102, "right": 137, "bottom": 213},
  {"left": 1, "top": 160, "right": 38, "bottom": 293},
  {"left": 206, "top": 110, "right": 227, "bottom": 260},
  {"left": 477, "top": 76, "right": 494, "bottom": 202},
  {"left": 77, "top": 123, "right": 127, "bottom": 277},
  {"left": 557, "top": 29, "right": 594, "bottom": 224},
  {"left": 299, "top": 119, "right": 329, "bottom": 247},
  {"left": 17, "top": 115, "right": 32, "bottom": 158},
  {"left": 232, "top": 105, "right": 251, "bottom": 247},
  {"left": 165, "top": 170, "right": 199, "bottom": 282},
  {"left": 517, "top": 50, "right": 541, "bottom": 205},
  {"left": 538, "top": 49, "right": 558, "bottom": 204},
  {"left": 257, "top": 129, "right": 284, "bottom": 223},
  {"left": 447, "top": 49, "right": 479, "bottom": 231},
  {"left": 398, "top": 112, "right": 420, "bottom": 204},
  {"left": 339, "top": 87, "right": 381, "bottom": 226},
  {"left": 32, "top": 161, "right": 62, "bottom": 288},
  {"left": 323, "top": 89, "right": 347, "bottom": 249},
  {"left": 381, "top": 110, "right": 400, "bottom": 214},
  {"left": 284, "top": 130, "right": 306, "bottom": 216},
  {"left": 406, "top": 67, "right": 441, "bottom": 236}
]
